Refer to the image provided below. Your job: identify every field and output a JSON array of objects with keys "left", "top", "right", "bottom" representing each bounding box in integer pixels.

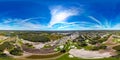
[{"left": 0, "top": 30, "right": 120, "bottom": 60}]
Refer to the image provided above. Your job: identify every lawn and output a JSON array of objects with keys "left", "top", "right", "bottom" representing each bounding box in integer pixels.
[
  {"left": 0, "top": 56, "right": 16, "bottom": 60},
  {"left": 56, "top": 53, "right": 80, "bottom": 60}
]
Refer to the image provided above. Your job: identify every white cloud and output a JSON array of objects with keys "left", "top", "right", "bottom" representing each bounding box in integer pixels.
[
  {"left": 3, "top": 19, "right": 12, "bottom": 24},
  {"left": 55, "top": 22, "right": 93, "bottom": 30},
  {"left": 48, "top": 6, "right": 79, "bottom": 27},
  {"left": 88, "top": 16, "right": 102, "bottom": 26},
  {"left": 112, "top": 24, "right": 120, "bottom": 29},
  {"left": 1, "top": 17, "right": 120, "bottom": 30},
  {"left": 0, "top": 18, "right": 47, "bottom": 30},
  {"left": 88, "top": 16, "right": 113, "bottom": 29}
]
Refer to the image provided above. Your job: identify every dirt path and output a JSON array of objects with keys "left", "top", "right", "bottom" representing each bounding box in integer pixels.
[
  {"left": 15, "top": 52, "right": 67, "bottom": 60},
  {"left": 103, "top": 35, "right": 120, "bottom": 56},
  {"left": 104, "top": 35, "right": 120, "bottom": 48},
  {"left": 104, "top": 35, "right": 115, "bottom": 45}
]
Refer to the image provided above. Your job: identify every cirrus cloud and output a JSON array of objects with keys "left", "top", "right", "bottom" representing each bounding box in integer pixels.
[{"left": 48, "top": 6, "right": 80, "bottom": 27}]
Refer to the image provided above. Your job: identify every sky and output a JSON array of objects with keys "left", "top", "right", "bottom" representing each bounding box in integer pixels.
[{"left": 0, "top": 0, "right": 120, "bottom": 30}]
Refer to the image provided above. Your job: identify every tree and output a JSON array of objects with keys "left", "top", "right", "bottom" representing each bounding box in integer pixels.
[
  {"left": 0, "top": 41, "right": 14, "bottom": 51},
  {"left": 10, "top": 47, "right": 23, "bottom": 56},
  {"left": 78, "top": 41, "right": 87, "bottom": 47},
  {"left": 60, "top": 49, "right": 66, "bottom": 53},
  {"left": 19, "top": 33, "right": 50, "bottom": 42},
  {"left": 113, "top": 45, "right": 120, "bottom": 51}
]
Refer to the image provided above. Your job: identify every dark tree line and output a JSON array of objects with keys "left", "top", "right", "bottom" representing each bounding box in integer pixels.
[{"left": 19, "top": 33, "right": 50, "bottom": 42}]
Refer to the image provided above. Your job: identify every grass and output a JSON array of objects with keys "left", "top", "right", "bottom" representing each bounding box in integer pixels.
[
  {"left": 84, "top": 45, "right": 93, "bottom": 50},
  {"left": 43, "top": 44, "right": 51, "bottom": 48},
  {"left": 112, "top": 38, "right": 120, "bottom": 43},
  {"left": 0, "top": 54, "right": 120, "bottom": 60},
  {"left": 0, "top": 56, "right": 15, "bottom": 60},
  {"left": 0, "top": 40, "right": 3, "bottom": 43},
  {"left": 56, "top": 53, "right": 80, "bottom": 60}
]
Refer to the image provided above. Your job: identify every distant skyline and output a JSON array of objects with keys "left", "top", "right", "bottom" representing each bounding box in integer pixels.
[{"left": 0, "top": 0, "right": 120, "bottom": 30}]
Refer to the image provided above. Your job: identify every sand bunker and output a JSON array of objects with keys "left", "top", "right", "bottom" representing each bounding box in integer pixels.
[{"left": 69, "top": 49, "right": 112, "bottom": 59}]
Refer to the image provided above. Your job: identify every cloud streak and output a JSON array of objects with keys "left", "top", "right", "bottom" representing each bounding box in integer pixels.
[
  {"left": 48, "top": 6, "right": 79, "bottom": 27},
  {"left": 0, "top": 18, "right": 47, "bottom": 30},
  {"left": 88, "top": 16, "right": 102, "bottom": 26}
]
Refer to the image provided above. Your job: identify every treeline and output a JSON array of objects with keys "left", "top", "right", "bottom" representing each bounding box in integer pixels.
[
  {"left": 19, "top": 33, "right": 50, "bottom": 42},
  {"left": 8, "top": 32, "right": 63, "bottom": 42}
]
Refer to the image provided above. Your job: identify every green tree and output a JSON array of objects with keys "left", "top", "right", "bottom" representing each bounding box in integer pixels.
[{"left": 10, "top": 47, "right": 23, "bottom": 56}]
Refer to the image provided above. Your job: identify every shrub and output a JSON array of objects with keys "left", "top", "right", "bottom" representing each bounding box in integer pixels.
[
  {"left": 10, "top": 47, "right": 23, "bottom": 56},
  {"left": 113, "top": 45, "right": 120, "bottom": 51}
]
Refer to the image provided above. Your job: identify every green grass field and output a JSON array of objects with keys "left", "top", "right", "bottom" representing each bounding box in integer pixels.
[{"left": 0, "top": 56, "right": 15, "bottom": 60}]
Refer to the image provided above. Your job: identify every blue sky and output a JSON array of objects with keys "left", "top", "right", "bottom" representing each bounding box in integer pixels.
[{"left": 0, "top": 0, "right": 120, "bottom": 30}]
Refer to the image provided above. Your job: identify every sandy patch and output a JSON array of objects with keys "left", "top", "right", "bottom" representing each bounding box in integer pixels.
[
  {"left": 0, "top": 36, "right": 8, "bottom": 40},
  {"left": 69, "top": 49, "right": 112, "bottom": 59},
  {"left": 33, "top": 43, "right": 45, "bottom": 49}
]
